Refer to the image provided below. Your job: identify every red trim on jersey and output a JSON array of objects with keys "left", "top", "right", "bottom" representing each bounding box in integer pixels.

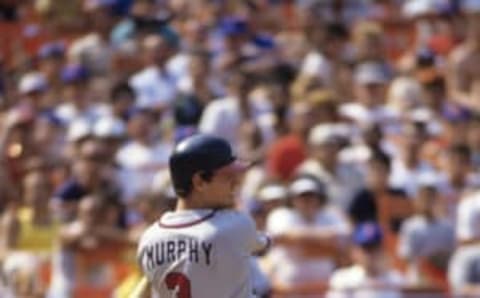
[{"left": 158, "top": 210, "right": 216, "bottom": 229}]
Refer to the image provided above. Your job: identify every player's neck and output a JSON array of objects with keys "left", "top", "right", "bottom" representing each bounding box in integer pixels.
[
  {"left": 175, "top": 196, "right": 230, "bottom": 211},
  {"left": 175, "top": 196, "right": 210, "bottom": 211}
]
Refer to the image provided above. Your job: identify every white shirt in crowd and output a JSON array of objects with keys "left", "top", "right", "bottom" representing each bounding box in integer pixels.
[
  {"left": 449, "top": 191, "right": 480, "bottom": 293},
  {"left": 388, "top": 159, "right": 436, "bottom": 197},
  {"left": 456, "top": 191, "right": 480, "bottom": 243},
  {"left": 327, "top": 264, "right": 405, "bottom": 298},
  {"left": 265, "top": 206, "right": 351, "bottom": 285},
  {"left": 129, "top": 66, "right": 178, "bottom": 109},
  {"left": 137, "top": 209, "right": 270, "bottom": 298},
  {"left": 199, "top": 95, "right": 273, "bottom": 152},
  {"left": 301, "top": 51, "right": 333, "bottom": 86},
  {"left": 116, "top": 141, "right": 172, "bottom": 202},
  {"left": 55, "top": 103, "right": 106, "bottom": 126}
]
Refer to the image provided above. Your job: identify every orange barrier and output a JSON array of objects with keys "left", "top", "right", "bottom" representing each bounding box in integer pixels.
[{"left": 72, "top": 243, "right": 136, "bottom": 298}]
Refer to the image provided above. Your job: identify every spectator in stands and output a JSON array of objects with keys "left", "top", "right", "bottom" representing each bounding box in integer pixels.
[
  {"left": 448, "top": 0, "right": 480, "bottom": 113},
  {"left": 55, "top": 64, "right": 103, "bottom": 125},
  {"left": 398, "top": 172, "right": 455, "bottom": 288},
  {"left": 48, "top": 195, "right": 133, "bottom": 298},
  {"left": 2, "top": 1, "right": 480, "bottom": 297},
  {"left": 115, "top": 108, "right": 171, "bottom": 205},
  {"left": 449, "top": 190, "right": 480, "bottom": 296},
  {"left": 349, "top": 151, "right": 411, "bottom": 259},
  {"left": 297, "top": 123, "right": 364, "bottom": 209},
  {"left": 266, "top": 175, "right": 350, "bottom": 292},
  {"left": 199, "top": 70, "right": 266, "bottom": 152},
  {"left": 52, "top": 140, "right": 114, "bottom": 222},
  {"left": 129, "top": 34, "right": 179, "bottom": 111},
  {"left": 1, "top": 170, "right": 56, "bottom": 253},
  {"left": 327, "top": 222, "right": 405, "bottom": 298}
]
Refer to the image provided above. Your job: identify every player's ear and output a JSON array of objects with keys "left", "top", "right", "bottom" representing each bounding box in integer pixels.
[{"left": 192, "top": 172, "right": 207, "bottom": 192}]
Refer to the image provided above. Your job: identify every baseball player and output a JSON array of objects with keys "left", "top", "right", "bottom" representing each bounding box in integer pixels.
[{"left": 137, "top": 134, "right": 271, "bottom": 298}]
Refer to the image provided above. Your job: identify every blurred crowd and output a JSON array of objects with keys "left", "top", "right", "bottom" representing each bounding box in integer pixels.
[{"left": 1, "top": 0, "right": 480, "bottom": 297}]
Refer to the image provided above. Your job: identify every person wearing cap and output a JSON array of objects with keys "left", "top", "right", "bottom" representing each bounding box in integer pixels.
[
  {"left": 64, "top": 119, "right": 93, "bottom": 160},
  {"left": 397, "top": 171, "right": 454, "bottom": 289},
  {"left": 448, "top": 0, "right": 480, "bottom": 113},
  {"left": 17, "top": 72, "right": 48, "bottom": 112},
  {"left": 257, "top": 184, "right": 288, "bottom": 213},
  {"left": 55, "top": 64, "right": 103, "bottom": 125},
  {"left": 129, "top": 34, "right": 179, "bottom": 111},
  {"left": 339, "top": 64, "right": 400, "bottom": 143},
  {"left": 354, "top": 61, "right": 390, "bottom": 98},
  {"left": 297, "top": 123, "right": 364, "bottom": 210},
  {"left": 37, "top": 41, "right": 65, "bottom": 106},
  {"left": 249, "top": 183, "right": 288, "bottom": 231},
  {"left": 92, "top": 116, "right": 126, "bottom": 159},
  {"left": 212, "top": 16, "right": 249, "bottom": 73},
  {"left": 327, "top": 222, "right": 405, "bottom": 298},
  {"left": 265, "top": 175, "right": 351, "bottom": 291}
]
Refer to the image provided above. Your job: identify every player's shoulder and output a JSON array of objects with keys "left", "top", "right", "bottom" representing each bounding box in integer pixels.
[
  {"left": 216, "top": 209, "right": 255, "bottom": 225},
  {"left": 137, "top": 222, "right": 161, "bottom": 247}
]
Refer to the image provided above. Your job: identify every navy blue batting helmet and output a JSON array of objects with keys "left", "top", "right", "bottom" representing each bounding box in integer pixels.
[{"left": 169, "top": 134, "right": 236, "bottom": 197}]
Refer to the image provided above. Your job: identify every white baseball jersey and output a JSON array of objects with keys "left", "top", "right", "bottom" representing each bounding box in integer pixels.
[{"left": 137, "top": 209, "right": 270, "bottom": 298}]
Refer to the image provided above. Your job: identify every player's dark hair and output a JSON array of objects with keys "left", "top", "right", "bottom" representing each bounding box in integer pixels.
[{"left": 175, "top": 170, "right": 214, "bottom": 198}]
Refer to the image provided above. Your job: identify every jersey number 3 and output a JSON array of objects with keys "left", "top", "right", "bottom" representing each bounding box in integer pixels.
[{"left": 165, "top": 272, "right": 191, "bottom": 298}]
